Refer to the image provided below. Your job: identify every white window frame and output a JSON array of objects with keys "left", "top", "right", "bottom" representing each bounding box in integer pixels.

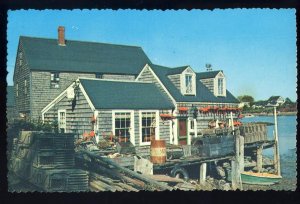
[
  {"left": 24, "top": 79, "right": 27, "bottom": 95},
  {"left": 112, "top": 110, "right": 135, "bottom": 145},
  {"left": 180, "top": 67, "right": 196, "bottom": 95},
  {"left": 218, "top": 78, "right": 223, "bottom": 95},
  {"left": 50, "top": 72, "right": 60, "bottom": 89},
  {"left": 58, "top": 109, "right": 67, "bottom": 133},
  {"left": 139, "top": 110, "right": 160, "bottom": 146},
  {"left": 214, "top": 72, "right": 226, "bottom": 97},
  {"left": 188, "top": 118, "right": 197, "bottom": 141}
]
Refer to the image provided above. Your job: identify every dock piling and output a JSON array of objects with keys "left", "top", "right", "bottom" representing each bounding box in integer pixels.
[
  {"left": 256, "top": 145, "right": 263, "bottom": 172},
  {"left": 199, "top": 163, "right": 207, "bottom": 185}
]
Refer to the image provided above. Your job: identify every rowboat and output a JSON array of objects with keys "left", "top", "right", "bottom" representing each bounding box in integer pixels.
[
  {"left": 244, "top": 114, "right": 255, "bottom": 118},
  {"left": 227, "top": 170, "right": 282, "bottom": 185}
]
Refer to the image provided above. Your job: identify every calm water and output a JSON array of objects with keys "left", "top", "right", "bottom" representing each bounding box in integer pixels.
[
  {"left": 241, "top": 115, "right": 297, "bottom": 190},
  {"left": 241, "top": 115, "right": 297, "bottom": 155}
]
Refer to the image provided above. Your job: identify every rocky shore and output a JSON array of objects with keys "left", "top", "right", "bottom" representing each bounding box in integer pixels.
[{"left": 251, "top": 111, "right": 297, "bottom": 116}]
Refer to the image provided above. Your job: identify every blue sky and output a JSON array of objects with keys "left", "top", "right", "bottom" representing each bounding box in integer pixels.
[{"left": 7, "top": 9, "right": 297, "bottom": 101}]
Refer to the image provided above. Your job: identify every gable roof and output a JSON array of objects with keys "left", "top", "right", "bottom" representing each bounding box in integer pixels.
[
  {"left": 197, "top": 70, "right": 222, "bottom": 79},
  {"left": 149, "top": 64, "right": 239, "bottom": 103},
  {"left": 20, "top": 36, "right": 152, "bottom": 75},
  {"left": 167, "top": 66, "right": 190, "bottom": 75},
  {"left": 267, "top": 96, "right": 283, "bottom": 102},
  {"left": 79, "top": 79, "right": 174, "bottom": 109},
  {"left": 7, "top": 86, "right": 15, "bottom": 107}
]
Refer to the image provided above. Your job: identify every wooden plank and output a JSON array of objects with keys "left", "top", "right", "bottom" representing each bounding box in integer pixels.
[
  {"left": 144, "top": 175, "right": 184, "bottom": 183},
  {"left": 80, "top": 150, "right": 173, "bottom": 191}
]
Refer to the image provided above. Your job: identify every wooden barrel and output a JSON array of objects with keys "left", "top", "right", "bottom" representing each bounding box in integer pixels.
[{"left": 150, "top": 140, "right": 166, "bottom": 164}]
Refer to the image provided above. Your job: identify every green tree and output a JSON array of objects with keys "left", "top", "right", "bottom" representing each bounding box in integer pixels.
[{"left": 237, "top": 95, "right": 255, "bottom": 106}]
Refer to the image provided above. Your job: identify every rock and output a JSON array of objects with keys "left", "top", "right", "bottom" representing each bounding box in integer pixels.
[
  {"left": 268, "top": 169, "right": 275, "bottom": 174},
  {"left": 216, "top": 166, "right": 226, "bottom": 177},
  {"left": 222, "top": 183, "right": 231, "bottom": 191},
  {"left": 223, "top": 162, "right": 230, "bottom": 168}
]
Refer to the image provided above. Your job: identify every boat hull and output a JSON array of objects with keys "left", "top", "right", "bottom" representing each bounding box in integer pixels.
[{"left": 227, "top": 171, "right": 282, "bottom": 185}]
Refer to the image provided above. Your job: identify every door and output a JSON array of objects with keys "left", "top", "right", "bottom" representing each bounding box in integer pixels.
[{"left": 178, "top": 118, "right": 188, "bottom": 145}]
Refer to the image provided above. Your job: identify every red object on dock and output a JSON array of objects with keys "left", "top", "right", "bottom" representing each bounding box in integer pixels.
[
  {"left": 178, "top": 107, "right": 188, "bottom": 112},
  {"left": 159, "top": 113, "right": 175, "bottom": 119}
]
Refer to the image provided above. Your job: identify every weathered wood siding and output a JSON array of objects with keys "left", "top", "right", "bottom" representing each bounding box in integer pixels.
[
  {"left": 30, "top": 72, "right": 95, "bottom": 120},
  {"left": 13, "top": 42, "right": 31, "bottom": 117},
  {"left": 200, "top": 78, "right": 214, "bottom": 93},
  {"left": 167, "top": 74, "right": 181, "bottom": 91},
  {"left": 137, "top": 67, "right": 174, "bottom": 104},
  {"left": 43, "top": 90, "right": 94, "bottom": 135}
]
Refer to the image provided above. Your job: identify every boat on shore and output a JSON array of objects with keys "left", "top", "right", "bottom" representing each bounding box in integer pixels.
[
  {"left": 244, "top": 114, "right": 255, "bottom": 118},
  {"left": 227, "top": 170, "right": 282, "bottom": 185},
  {"left": 239, "top": 171, "right": 282, "bottom": 185}
]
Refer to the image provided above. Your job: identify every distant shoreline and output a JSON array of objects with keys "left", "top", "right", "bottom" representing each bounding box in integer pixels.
[{"left": 249, "top": 111, "right": 297, "bottom": 116}]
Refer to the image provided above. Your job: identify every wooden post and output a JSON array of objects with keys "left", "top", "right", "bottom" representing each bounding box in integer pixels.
[
  {"left": 273, "top": 106, "right": 281, "bottom": 176},
  {"left": 256, "top": 145, "right": 263, "bottom": 173},
  {"left": 239, "top": 135, "right": 244, "bottom": 172},
  {"left": 231, "top": 134, "right": 243, "bottom": 190},
  {"left": 199, "top": 163, "right": 207, "bottom": 185}
]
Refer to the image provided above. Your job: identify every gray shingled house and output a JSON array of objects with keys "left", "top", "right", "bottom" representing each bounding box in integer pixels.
[
  {"left": 14, "top": 26, "right": 240, "bottom": 148},
  {"left": 42, "top": 78, "right": 174, "bottom": 152},
  {"left": 13, "top": 26, "right": 151, "bottom": 120},
  {"left": 136, "top": 64, "right": 240, "bottom": 145},
  {"left": 7, "top": 86, "right": 18, "bottom": 123}
]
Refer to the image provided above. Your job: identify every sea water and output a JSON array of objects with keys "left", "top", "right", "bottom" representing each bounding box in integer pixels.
[
  {"left": 242, "top": 115, "right": 297, "bottom": 190},
  {"left": 241, "top": 115, "right": 297, "bottom": 155}
]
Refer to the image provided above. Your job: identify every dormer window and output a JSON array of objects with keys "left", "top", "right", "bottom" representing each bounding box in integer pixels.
[
  {"left": 180, "top": 67, "right": 196, "bottom": 95},
  {"left": 214, "top": 72, "right": 226, "bottom": 97},
  {"left": 185, "top": 74, "right": 193, "bottom": 94},
  {"left": 218, "top": 78, "right": 223, "bottom": 95}
]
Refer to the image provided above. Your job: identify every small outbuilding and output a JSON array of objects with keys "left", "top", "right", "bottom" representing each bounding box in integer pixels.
[{"left": 42, "top": 78, "right": 175, "bottom": 150}]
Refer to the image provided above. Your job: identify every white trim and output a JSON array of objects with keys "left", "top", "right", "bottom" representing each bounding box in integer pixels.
[
  {"left": 139, "top": 110, "right": 160, "bottom": 146},
  {"left": 58, "top": 109, "right": 67, "bottom": 133},
  {"left": 181, "top": 67, "right": 196, "bottom": 96},
  {"left": 94, "top": 110, "right": 99, "bottom": 133},
  {"left": 112, "top": 110, "right": 135, "bottom": 145},
  {"left": 79, "top": 83, "right": 96, "bottom": 111},
  {"left": 136, "top": 64, "right": 177, "bottom": 105},
  {"left": 169, "top": 119, "right": 173, "bottom": 144},
  {"left": 41, "top": 82, "right": 75, "bottom": 117}
]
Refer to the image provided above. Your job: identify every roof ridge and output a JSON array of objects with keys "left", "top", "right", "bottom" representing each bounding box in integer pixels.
[
  {"left": 78, "top": 77, "right": 152, "bottom": 84},
  {"left": 20, "top": 35, "right": 143, "bottom": 48}
]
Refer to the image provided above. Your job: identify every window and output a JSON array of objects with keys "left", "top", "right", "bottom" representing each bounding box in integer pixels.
[
  {"left": 24, "top": 80, "right": 27, "bottom": 95},
  {"left": 16, "top": 83, "right": 18, "bottom": 97},
  {"left": 58, "top": 110, "right": 66, "bottom": 133},
  {"left": 50, "top": 72, "right": 60, "bottom": 88},
  {"left": 190, "top": 120, "right": 194, "bottom": 130},
  {"left": 19, "top": 52, "right": 23, "bottom": 66},
  {"left": 218, "top": 78, "right": 223, "bottom": 95},
  {"left": 141, "top": 112, "right": 157, "bottom": 144},
  {"left": 114, "top": 112, "right": 131, "bottom": 142},
  {"left": 185, "top": 75, "right": 193, "bottom": 94},
  {"left": 95, "top": 73, "right": 103, "bottom": 79}
]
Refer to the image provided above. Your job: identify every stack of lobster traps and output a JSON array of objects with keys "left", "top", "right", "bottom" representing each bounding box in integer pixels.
[{"left": 9, "top": 131, "right": 89, "bottom": 192}]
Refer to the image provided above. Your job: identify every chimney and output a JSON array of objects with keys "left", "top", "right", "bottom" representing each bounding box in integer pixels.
[{"left": 58, "top": 26, "right": 65, "bottom": 46}]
